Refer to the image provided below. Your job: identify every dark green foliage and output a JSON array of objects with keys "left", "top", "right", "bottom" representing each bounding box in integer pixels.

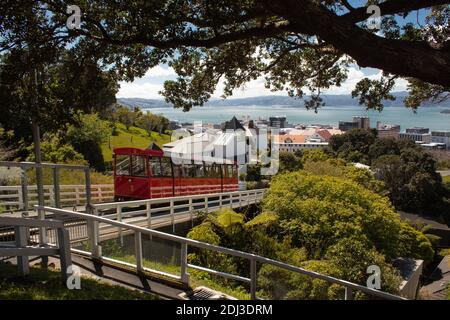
[
  {"left": 0, "top": 49, "right": 118, "bottom": 142},
  {"left": 373, "top": 148, "right": 448, "bottom": 216},
  {"left": 329, "top": 129, "right": 377, "bottom": 164},
  {"left": 1, "top": 0, "right": 448, "bottom": 116}
]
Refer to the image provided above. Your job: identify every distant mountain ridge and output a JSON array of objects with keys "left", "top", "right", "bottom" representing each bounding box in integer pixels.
[{"left": 117, "top": 92, "right": 449, "bottom": 109}]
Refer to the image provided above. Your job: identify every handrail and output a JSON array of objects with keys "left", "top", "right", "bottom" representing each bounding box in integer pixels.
[
  {"left": 36, "top": 205, "right": 406, "bottom": 300},
  {"left": 92, "top": 188, "right": 267, "bottom": 209},
  {"left": 0, "top": 161, "right": 88, "bottom": 170},
  {"left": 0, "top": 216, "right": 63, "bottom": 229},
  {"left": 0, "top": 216, "right": 72, "bottom": 281}
]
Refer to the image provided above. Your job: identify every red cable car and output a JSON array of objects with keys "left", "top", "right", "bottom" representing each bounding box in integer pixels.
[{"left": 113, "top": 147, "right": 239, "bottom": 201}]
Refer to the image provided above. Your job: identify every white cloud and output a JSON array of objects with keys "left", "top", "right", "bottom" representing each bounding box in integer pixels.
[
  {"left": 324, "top": 66, "right": 408, "bottom": 94},
  {"left": 117, "top": 64, "right": 409, "bottom": 99},
  {"left": 117, "top": 82, "right": 164, "bottom": 99},
  {"left": 143, "top": 65, "right": 176, "bottom": 78},
  {"left": 212, "top": 76, "right": 279, "bottom": 99}
]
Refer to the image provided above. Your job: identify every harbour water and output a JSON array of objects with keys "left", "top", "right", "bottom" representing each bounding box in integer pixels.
[{"left": 144, "top": 105, "right": 450, "bottom": 131}]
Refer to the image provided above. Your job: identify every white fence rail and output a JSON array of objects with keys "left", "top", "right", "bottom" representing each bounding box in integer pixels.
[
  {"left": 91, "top": 189, "right": 265, "bottom": 234},
  {"left": 36, "top": 205, "right": 406, "bottom": 300},
  {"left": 0, "top": 184, "right": 114, "bottom": 210}
]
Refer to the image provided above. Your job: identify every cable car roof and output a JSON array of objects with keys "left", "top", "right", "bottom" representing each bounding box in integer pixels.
[{"left": 113, "top": 147, "right": 164, "bottom": 157}]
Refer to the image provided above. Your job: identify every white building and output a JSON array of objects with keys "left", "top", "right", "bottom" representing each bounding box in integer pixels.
[
  {"left": 431, "top": 131, "right": 450, "bottom": 150},
  {"left": 163, "top": 117, "right": 268, "bottom": 166}
]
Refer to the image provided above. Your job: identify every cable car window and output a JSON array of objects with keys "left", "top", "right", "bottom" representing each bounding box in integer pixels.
[
  {"left": 223, "top": 164, "right": 229, "bottom": 178},
  {"left": 181, "top": 165, "right": 189, "bottom": 178},
  {"left": 188, "top": 164, "right": 196, "bottom": 177},
  {"left": 204, "top": 164, "right": 211, "bottom": 178},
  {"left": 131, "top": 155, "right": 148, "bottom": 177},
  {"left": 149, "top": 157, "right": 162, "bottom": 177},
  {"left": 161, "top": 157, "right": 172, "bottom": 177},
  {"left": 229, "top": 165, "right": 234, "bottom": 178},
  {"left": 211, "top": 164, "right": 220, "bottom": 178},
  {"left": 195, "top": 164, "right": 204, "bottom": 177},
  {"left": 231, "top": 165, "right": 237, "bottom": 178},
  {"left": 172, "top": 165, "right": 180, "bottom": 177},
  {"left": 116, "top": 155, "right": 130, "bottom": 176}
]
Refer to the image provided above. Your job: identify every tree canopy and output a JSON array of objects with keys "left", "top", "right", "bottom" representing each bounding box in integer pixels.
[
  {"left": 0, "top": 48, "right": 118, "bottom": 140},
  {"left": 187, "top": 171, "right": 434, "bottom": 299},
  {"left": 1, "top": 1, "right": 448, "bottom": 112}
]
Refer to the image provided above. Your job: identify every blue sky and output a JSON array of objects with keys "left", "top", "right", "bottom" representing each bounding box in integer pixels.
[{"left": 118, "top": 1, "right": 427, "bottom": 99}]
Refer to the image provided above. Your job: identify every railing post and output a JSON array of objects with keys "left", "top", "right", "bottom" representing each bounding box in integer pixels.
[
  {"left": 49, "top": 186, "right": 55, "bottom": 207},
  {"left": 204, "top": 196, "right": 208, "bottom": 214},
  {"left": 52, "top": 167, "right": 60, "bottom": 208},
  {"left": 87, "top": 207, "right": 102, "bottom": 258},
  {"left": 57, "top": 227, "right": 72, "bottom": 283},
  {"left": 180, "top": 242, "right": 189, "bottom": 285},
  {"left": 239, "top": 192, "right": 242, "bottom": 208},
  {"left": 15, "top": 226, "right": 29, "bottom": 276},
  {"left": 117, "top": 206, "right": 123, "bottom": 245},
  {"left": 146, "top": 203, "right": 152, "bottom": 229},
  {"left": 75, "top": 187, "right": 80, "bottom": 206},
  {"left": 345, "top": 286, "right": 353, "bottom": 300},
  {"left": 97, "top": 186, "right": 102, "bottom": 203},
  {"left": 230, "top": 193, "right": 233, "bottom": 208},
  {"left": 170, "top": 199, "right": 175, "bottom": 233},
  {"left": 219, "top": 194, "right": 222, "bottom": 208},
  {"left": 20, "top": 168, "right": 28, "bottom": 216},
  {"left": 84, "top": 168, "right": 92, "bottom": 209},
  {"left": 135, "top": 231, "right": 143, "bottom": 272},
  {"left": 189, "top": 198, "right": 193, "bottom": 228},
  {"left": 250, "top": 258, "right": 257, "bottom": 300}
]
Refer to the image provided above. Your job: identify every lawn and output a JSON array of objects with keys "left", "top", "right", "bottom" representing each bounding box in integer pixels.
[
  {"left": 0, "top": 262, "right": 158, "bottom": 300},
  {"left": 443, "top": 175, "right": 450, "bottom": 183},
  {"left": 101, "top": 123, "right": 171, "bottom": 162}
]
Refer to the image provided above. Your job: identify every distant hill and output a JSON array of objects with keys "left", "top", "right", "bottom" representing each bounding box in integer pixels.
[
  {"left": 117, "top": 98, "right": 172, "bottom": 109},
  {"left": 118, "top": 92, "right": 449, "bottom": 109}
]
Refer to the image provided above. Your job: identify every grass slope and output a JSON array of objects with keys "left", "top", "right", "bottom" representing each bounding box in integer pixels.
[
  {"left": 101, "top": 123, "right": 171, "bottom": 162},
  {"left": 0, "top": 262, "right": 158, "bottom": 300},
  {"left": 108, "top": 253, "right": 250, "bottom": 300}
]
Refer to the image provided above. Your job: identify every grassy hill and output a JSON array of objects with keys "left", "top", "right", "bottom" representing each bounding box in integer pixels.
[{"left": 101, "top": 123, "right": 171, "bottom": 162}]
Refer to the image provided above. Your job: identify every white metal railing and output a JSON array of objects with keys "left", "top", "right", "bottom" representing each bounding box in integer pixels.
[
  {"left": 91, "top": 189, "right": 265, "bottom": 233},
  {"left": 35, "top": 205, "right": 405, "bottom": 300},
  {"left": 0, "top": 216, "right": 72, "bottom": 282},
  {"left": 0, "top": 184, "right": 114, "bottom": 210}
]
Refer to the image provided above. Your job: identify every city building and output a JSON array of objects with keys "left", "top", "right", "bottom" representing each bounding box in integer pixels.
[
  {"left": 352, "top": 116, "right": 370, "bottom": 130},
  {"left": 406, "top": 127, "right": 430, "bottom": 134},
  {"left": 269, "top": 116, "right": 287, "bottom": 129},
  {"left": 338, "top": 116, "right": 370, "bottom": 131},
  {"left": 376, "top": 121, "right": 400, "bottom": 139},
  {"left": 338, "top": 121, "right": 359, "bottom": 132},
  {"left": 399, "top": 132, "right": 432, "bottom": 144},
  {"left": 273, "top": 128, "right": 342, "bottom": 152},
  {"left": 431, "top": 131, "right": 450, "bottom": 150}
]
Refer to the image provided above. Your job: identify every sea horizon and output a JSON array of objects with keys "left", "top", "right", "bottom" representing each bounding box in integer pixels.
[{"left": 142, "top": 104, "right": 450, "bottom": 131}]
